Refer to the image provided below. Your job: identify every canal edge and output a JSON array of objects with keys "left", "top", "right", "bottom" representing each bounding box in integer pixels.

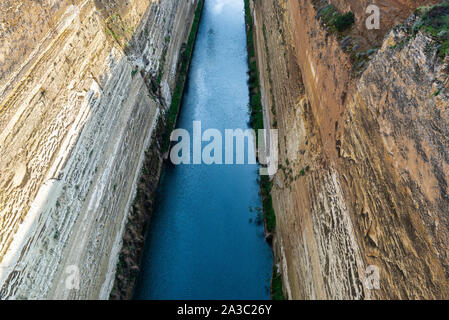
[
  {"left": 109, "top": 0, "right": 205, "bottom": 300},
  {"left": 244, "top": 0, "right": 285, "bottom": 301}
]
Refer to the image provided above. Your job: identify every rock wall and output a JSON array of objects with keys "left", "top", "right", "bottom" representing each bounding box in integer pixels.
[
  {"left": 250, "top": 0, "right": 449, "bottom": 299},
  {"left": 328, "top": 0, "right": 437, "bottom": 45},
  {"left": 0, "top": 0, "right": 198, "bottom": 299}
]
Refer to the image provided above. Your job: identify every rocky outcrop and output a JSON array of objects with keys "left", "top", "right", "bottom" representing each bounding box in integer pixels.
[
  {"left": 249, "top": 0, "right": 449, "bottom": 299},
  {"left": 328, "top": 0, "right": 437, "bottom": 46},
  {"left": 0, "top": 0, "right": 198, "bottom": 299}
]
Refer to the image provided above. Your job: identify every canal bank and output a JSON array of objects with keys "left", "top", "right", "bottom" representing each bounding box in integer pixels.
[
  {"left": 110, "top": 0, "right": 204, "bottom": 300},
  {"left": 133, "top": 0, "right": 273, "bottom": 300},
  {"left": 243, "top": 0, "right": 284, "bottom": 300}
]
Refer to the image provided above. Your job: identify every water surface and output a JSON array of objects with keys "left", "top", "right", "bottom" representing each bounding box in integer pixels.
[{"left": 134, "top": 0, "right": 273, "bottom": 300}]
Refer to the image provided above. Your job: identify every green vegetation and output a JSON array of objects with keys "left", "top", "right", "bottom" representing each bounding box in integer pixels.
[
  {"left": 244, "top": 0, "right": 264, "bottom": 135},
  {"left": 156, "top": 35, "right": 171, "bottom": 83},
  {"left": 334, "top": 12, "right": 355, "bottom": 32},
  {"left": 105, "top": 14, "right": 123, "bottom": 42},
  {"left": 162, "top": 0, "right": 204, "bottom": 152},
  {"left": 131, "top": 68, "right": 138, "bottom": 78},
  {"left": 433, "top": 88, "right": 442, "bottom": 97},
  {"left": 244, "top": 0, "right": 277, "bottom": 234},
  {"left": 105, "top": 12, "right": 137, "bottom": 50},
  {"left": 271, "top": 267, "right": 285, "bottom": 300},
  {"left": 318, "top": 5, "right": 355, "bottom": 33},
  {"left": 298, "top": 165, "right": 310, "bottom": 177},
  {"left": 157, "top": 46, "right": 167, "bottom": 85},
  {"left": 318, "top": 4, "right": 338, "bottom": 25},
  {"left": 117, "top": 253, "right": 125, "bottom": 274},
  {"left": 389, "top": 36, "right": 411, "bottom": 51},
  {"left": 413, "top": 1, "right": 449, "bottom": 58},
  {"left": 105, "top": 27, "right": 119, "bottom": 41},
  {"left": 317, "top": 4, "right": 372, "bottom": 76},
  {"left": 260, "top": 176, "right": 276, "bottom": 233}
]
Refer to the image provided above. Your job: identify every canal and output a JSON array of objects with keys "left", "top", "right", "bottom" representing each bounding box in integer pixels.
[{"left": 134, "top": 0, "right": 273, "bottom": 299}]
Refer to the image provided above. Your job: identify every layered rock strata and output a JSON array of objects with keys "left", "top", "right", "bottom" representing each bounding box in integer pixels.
[
  {"left": 0, "top": 0, "right": 198, "bottom": 299},
  {"left": 249, "top": 0, "right": 449, "bottom": 299}
]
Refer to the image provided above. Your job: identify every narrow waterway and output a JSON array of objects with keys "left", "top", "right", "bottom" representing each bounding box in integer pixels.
[{"left": 134, "top": 0, "right": 273, "bottom": 300}]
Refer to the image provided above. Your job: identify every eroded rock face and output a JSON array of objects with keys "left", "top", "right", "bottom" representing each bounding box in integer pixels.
[
  {"left": 0, "top": 0, "right": 85, "bottom": 96},
  {"left": 0, "top": 0, "right": 198, "bottom": 299},
  {"left": 250, "top": 0, "right": 449, "bottom": 299},
  {"left": 328, "top": 0, "right": 438, "bottom": 45}
]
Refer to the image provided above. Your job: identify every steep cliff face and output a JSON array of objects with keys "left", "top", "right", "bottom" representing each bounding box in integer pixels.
[
  {"left": 0, "top": 0, "right": 84, "bottom": 97},
  {"left": 250, "top": 0, "right": 449, "bottom": 299},
  {"left": 0, "top": 0, "right": 198, "bottom": 299},
  {"left": 328, "top": 0, "right": 437, "bottom": 45}
]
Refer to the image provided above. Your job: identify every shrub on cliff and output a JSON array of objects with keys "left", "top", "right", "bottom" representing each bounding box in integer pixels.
[
  {"left": 334, "top": 12, "right": 355, "bottom": 32},
  {"left": 413, "top": 1, "right": 449, "bottom": 58},
  {"left": 271, "top": 267, "right": 285, "bottom": 300},
  {"left": 317, "top": 5, "right": 355, "bottom": 33}
]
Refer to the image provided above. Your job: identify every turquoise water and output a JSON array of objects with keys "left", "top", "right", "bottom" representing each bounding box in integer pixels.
[{"left": 134, "top": 0, "right": 273, "bottom": 300}]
